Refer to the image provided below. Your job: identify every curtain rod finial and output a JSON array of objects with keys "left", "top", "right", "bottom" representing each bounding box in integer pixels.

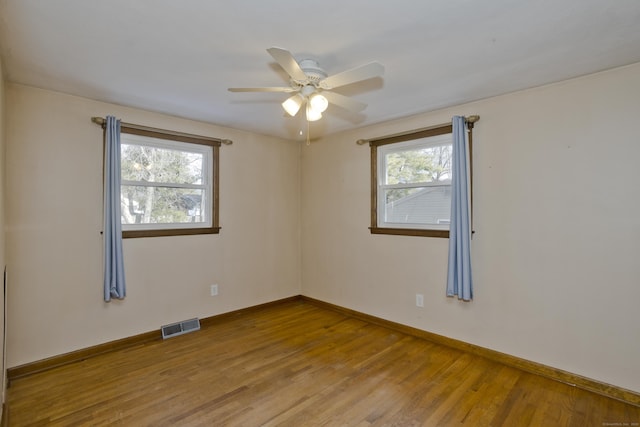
[
  {"left": 356, "top": 139, "right": 368, "bottom": 145},
  {"left": 465, "top": 115, "right": 480, "bottom": 124}
]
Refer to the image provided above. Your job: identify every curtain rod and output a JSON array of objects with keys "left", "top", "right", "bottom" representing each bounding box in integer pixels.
[
  {"left": 356, "top": 115, "right": 479, "bottom": 145},
  {"left": 91, "top": 117, "right": 233, "bottom": 145}
]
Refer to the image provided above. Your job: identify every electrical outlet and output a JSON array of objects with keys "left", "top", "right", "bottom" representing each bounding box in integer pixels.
[
  {"left": 416, "top": 294, "right": 424, "bottom": 307},
  {"left": 210, "top": 284, "right": 218, "bottom": 296}
]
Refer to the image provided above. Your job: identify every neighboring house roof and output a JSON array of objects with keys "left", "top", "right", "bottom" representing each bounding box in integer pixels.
[{"left": 385, "top": 186, "right": 451, "bottom": 225}]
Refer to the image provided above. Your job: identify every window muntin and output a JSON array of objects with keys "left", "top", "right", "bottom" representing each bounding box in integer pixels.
[
  {"left": 119, "top": 132, "right": 218, "bottom": 237},
  {"left": 378, "top": 133, "right": 453, "bottom": 230}
]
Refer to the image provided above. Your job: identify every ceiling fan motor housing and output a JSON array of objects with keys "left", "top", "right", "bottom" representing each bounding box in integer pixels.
[{"left": 297, "top": 59, "right": 327, "bottom": 84}]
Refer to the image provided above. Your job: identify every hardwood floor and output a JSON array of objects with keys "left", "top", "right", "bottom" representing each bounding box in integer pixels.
[{"left": 6, "top": 299, "right": 640, "bottom": 426}]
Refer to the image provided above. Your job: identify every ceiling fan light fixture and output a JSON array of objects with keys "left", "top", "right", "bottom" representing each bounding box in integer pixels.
[
  {"left": 306, "top": 104, "right": 322, "bottom": 122},
  {"left": 282, "top": 94, "right": 303, "bottom": 116},
  {"left": 309, "top": 93, "right": 328, "bottom": 113},
  {"left": 229, "top": 47, "right": 384, "bottom": 128}
]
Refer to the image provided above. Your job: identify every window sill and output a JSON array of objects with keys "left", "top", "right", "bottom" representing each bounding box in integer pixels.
[
  {"left": 369, "top": 227, "right": 449, "bottom": 238},
  {"left": 123, "top": 227, "right": 221, "bottom": 239}
]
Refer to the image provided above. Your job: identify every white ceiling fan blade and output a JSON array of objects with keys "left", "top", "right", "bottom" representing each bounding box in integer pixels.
[
  {"left": 266, "top": 47, "right": 308, "bottom": 82},
  {"left": 322, "top": 91, "right": 367, "bottom": 112},
  {"left": 228, "top": 87, "right": 298, "bottom": 93},
  {"left": 319, "top": 62, "right": 384, "bottom": 90}
]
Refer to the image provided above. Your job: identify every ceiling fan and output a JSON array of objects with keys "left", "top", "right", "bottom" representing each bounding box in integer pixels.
[{"left": 228, "top": 47, "right": 384, "bottom": 122}]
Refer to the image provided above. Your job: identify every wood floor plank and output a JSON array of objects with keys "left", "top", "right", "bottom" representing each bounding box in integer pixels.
[{"left": 6, "top": 299, "right": 640, "bottom": 426}]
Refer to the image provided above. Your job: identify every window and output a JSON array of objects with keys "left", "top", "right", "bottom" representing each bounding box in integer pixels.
[
  {"left": 118, "top": 125, "right": 220, "bottom": 238},
  {"left": 369, "top": 123, "right": 472, "bottom": 238}
]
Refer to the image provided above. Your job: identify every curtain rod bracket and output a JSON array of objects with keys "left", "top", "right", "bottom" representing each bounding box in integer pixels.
[
  {"left": 91, "top": 116, "right": 105, "bottom": 126},
  {"left": 466, "top": 115, "right": 480, "bottom": 130}
]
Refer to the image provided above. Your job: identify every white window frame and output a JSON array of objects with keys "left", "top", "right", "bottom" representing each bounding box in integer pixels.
[
  {"left": 377, "top": 133, "right": 453, "bottom": 231},
  {"left": 120, "top": 133, "right": 214, "bottom": 232}
]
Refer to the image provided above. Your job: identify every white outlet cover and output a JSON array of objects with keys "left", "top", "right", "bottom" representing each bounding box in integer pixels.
[{"left": 210, "top": 284, "right": 218, "bottom": 296}]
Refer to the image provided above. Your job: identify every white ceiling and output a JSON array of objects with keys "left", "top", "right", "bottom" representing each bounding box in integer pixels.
[{"left": 1, "top": 0, "right": 639, "bottom": 141}]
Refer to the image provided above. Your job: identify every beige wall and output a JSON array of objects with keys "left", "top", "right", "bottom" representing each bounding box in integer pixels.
[
  {"left": 5, "top": 84, "right": 301, "bottom": 367},
  {"left": 301, "top": 63, "right": 640, "bottom": 393}
]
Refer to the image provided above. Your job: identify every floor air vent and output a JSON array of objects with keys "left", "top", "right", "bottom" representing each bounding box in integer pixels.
[{"left": 161, "top": 318, "right": 200, "bottom": 339}]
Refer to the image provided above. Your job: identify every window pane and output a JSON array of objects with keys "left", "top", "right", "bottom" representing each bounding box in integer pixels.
[
  {"left": 121, "top": 144, "right": 203, "bottom": 185},
  {"left": 121, "top": 186, "right": 207, "bottom": 225},
  {"left": 384, "top": 186, "right": 451, "bottom": 226},
  {"left": 385, "top": 144, "right": 452, "bottom": 185}
]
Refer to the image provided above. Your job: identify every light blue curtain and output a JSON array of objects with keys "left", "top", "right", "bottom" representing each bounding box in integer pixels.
[
  {"left": 446, "top": 116, "right": 473, "bottom": 301},
  {"left": 104, "top": 116, "right": 126, "bottom": 302}
]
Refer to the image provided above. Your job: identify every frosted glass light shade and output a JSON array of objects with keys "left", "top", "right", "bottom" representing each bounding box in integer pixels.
[
  {"left": 282, "top": 95, "right": 303, "bottom": 116},
  {"left": 306, "top": 104, "right": 322, "bottom": 121},
  {"left": 309, "top": 93, "right": 328, "bottom": 113}
]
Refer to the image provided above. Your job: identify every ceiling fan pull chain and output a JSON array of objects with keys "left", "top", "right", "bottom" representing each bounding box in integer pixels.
[{"left": 306, "top": 120, "right": 311, "bottom": 146}]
